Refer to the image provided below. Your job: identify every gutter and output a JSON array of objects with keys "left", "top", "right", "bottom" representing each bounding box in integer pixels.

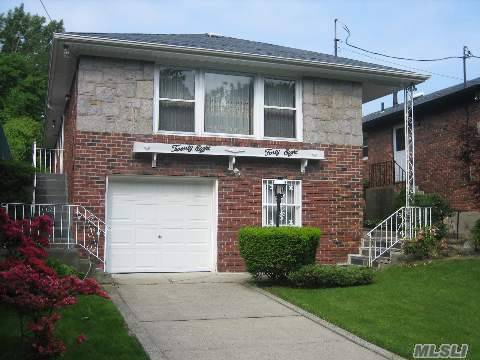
[{"left": 53, "top": 33, "right": 429, "bottom": 82}]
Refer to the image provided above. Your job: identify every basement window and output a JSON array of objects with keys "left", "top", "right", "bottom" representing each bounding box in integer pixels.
[{"left": 262, "top": 179, "right": 302, "bottom": 227}]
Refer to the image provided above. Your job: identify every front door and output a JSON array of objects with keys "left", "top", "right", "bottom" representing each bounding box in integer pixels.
[{"left": 393, "top": 125, "right": 406, "bottom": 182}]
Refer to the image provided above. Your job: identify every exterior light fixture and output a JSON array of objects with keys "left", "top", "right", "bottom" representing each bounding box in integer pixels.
[
  {"left": 63, "top": 45, "right": 70, "bottom": 58},
  {"left": 273, "top": 177, "right": 286, "bottom": 227}
]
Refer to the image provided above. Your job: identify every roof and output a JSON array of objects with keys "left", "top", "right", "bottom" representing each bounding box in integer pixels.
[
  {"left": 363, "top": 77, "right": 480, "bottom": 127},
  {"left": 45, "top": 32, "right": 429, "bottom": 147},
  {"left": 64, "top": 32, "right": 405, "bottom": 74}
]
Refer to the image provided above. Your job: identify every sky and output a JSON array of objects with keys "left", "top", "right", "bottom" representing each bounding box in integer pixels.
[{"left": 2, "top": 0, "right": 480, "bottom": 115}]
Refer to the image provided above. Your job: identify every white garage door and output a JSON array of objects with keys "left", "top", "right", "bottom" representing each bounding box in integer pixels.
[{"left": 106, "top": 177, "right": 216, "bottom": 273}]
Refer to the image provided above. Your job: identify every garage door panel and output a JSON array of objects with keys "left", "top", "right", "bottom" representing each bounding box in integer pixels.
[
  {"left": 134, "top": 204, "right": 159, "bottom": 224},
  {"left": 135, "top": 251, "right": 161, "bottom": 270},
  {"left": 110, "top": 227, "right": 135, "bottom": 246},
  {"left": 134, "top": 226, "right": 159, "bottom": 245},
  {"left": 107, "top": 178, "right": 215, "bottom": 273}
]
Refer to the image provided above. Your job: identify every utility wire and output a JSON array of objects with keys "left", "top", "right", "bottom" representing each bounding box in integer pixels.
[
  {"left": 341, "top": 24, "right": 463, "bottom": 62},
  {"left": 338, "top": 46, "right": 462, "bottom": 81},
  {"left": 39, "top": 0, "right": 53, "bottom": 22}
]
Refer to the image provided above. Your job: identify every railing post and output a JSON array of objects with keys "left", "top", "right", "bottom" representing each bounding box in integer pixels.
[
  {"left": 32, "top": 142, "right": 37, "bottom": 169},
  {"left": 60, "top": 149, "right": 64, "bottom": 174}
]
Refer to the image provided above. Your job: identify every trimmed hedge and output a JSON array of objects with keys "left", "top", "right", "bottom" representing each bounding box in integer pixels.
[
  {"left": 472, "top": 219, "right": 480, "bottom": 252},
  {"left": 288, "top": 264, "right": 375, "bottom": 288},
  {"left": 238, "top": 226, "right": 321, "bottom": 280},
  {"left": 0, "top": 159, "right": 34, "bottom": 202}
]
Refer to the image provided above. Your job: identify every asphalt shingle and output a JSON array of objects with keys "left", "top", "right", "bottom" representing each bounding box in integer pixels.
[{"left": 65, "top": 32, "right": 404, "bottom": 73}]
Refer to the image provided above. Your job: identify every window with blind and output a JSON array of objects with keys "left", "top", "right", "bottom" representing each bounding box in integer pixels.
[
  {"left": 264, "top": 79, "right": 296, "bottom": 138},
  {"left": 154, "top": 66, "right": 302, "bottom": 140},
  {"left": 158, "top": 68, "right": 195, "bottom": 132},
  {"left": 262, "top": 179, "right": 302, "bottom": 227}
]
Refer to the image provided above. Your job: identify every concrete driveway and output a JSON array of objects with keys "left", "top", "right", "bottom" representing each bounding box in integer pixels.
[{"left": 108, "top": 273, "right": 398, "bottom": 360}]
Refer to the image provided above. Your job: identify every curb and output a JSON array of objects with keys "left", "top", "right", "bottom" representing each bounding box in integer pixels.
[
  {"left": 248, "top": 284, "right": 406, "bottom": 360},
  {"left": 105, "top": 285, "right": 168, "bottom": 360}
]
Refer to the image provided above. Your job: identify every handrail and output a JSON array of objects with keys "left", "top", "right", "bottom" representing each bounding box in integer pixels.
[
  {"left": 33, "top": 143, "right": 64, "bottom": 174},
  {"left": 366, "top": 206, "right": 432, "bottom": 266},
  {"left": 1, "top": 203, "right": 109, "bottom": 263},
  {"left": 368, "top": 159, "right": 406, "bottom": 188}
]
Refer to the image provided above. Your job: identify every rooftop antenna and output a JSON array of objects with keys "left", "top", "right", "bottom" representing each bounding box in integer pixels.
[
  {"left": 334, "top": 19, "right": 339, "bottom": 57},
  {"left": 463, "top": 45, "right": 472, "bottom": 88}
]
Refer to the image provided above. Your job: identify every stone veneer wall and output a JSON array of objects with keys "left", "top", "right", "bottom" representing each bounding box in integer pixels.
[
  {"left": 76, "top": 57, "right": 154, "bottom": 134},
  {"left": 303, "top": 78, "right": 362, "bottom": 146},
  {"left": 76, "top": 56, "right": 363, "bottom": 146}
]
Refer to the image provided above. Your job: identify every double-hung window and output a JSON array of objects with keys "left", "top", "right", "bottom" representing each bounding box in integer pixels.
[
  {"left": 262, "top": 179, "right": 302, "bottom": 227},
  {"left": 158, "top": 68, "right": 195, "bottom": 132},
  {"left": 264, "top": 79, "right": 297, "bottom": 138},
  {"left": 154, "top": 66, "right": 301, "bottom": 140}
]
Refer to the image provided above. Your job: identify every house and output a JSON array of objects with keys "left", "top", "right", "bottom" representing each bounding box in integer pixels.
[
  {"left": 43, "top": 32, "right": 427, "bottom": 273},
  {"left": 363, "top": 78, "right": 480, "bottom": 236}
]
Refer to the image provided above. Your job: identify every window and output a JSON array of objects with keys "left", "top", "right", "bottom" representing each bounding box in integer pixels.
[
  {"left": 154, "top": 66, "right": 302, "bottom": 140},
  {"left": 262, "top": 179, "right": 302, "bottom": 226},
  {"left": 264, "top": 79, "right": 296, "bottom": 138},
  {"left": 158, "top": 68, "right": 195, "bottom": 132},
  {"left": 204, "top": 72, "right": 254, "bottom": 135},
  {"left": 362, "top": 131, "right": 368, "bottom": 158},
  {"left": 395, "top": 127, "right": 405, "bottom": 151}
]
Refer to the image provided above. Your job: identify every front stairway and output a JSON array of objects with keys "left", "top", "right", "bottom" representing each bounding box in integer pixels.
[
  {"left": 35, "top": 173, "right": 68, "bottom": 204},
  {"left": 348, "top": 206, "right": 432, "bottom": 267},
  {"left": 2, "top": 145, "right": 108, "bottom": 275}
]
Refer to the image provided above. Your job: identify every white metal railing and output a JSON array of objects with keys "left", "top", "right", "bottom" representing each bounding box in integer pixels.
[
  {"left": 1, "top": 203, "right": 108, "bottom": 263},
  {"left": 33, "top": 142, "right": 64, "bottom": 174},
  {"left": 365, "top": 206, "right": 432, "bottom": 266}
]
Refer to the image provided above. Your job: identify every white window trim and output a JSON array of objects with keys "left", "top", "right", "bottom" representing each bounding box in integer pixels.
[
  {"left": 262, "top": 179, "right": 302, "bottom": 227},
  {"left": 153, "top": 65, "right": 303, "bottom": 141}
]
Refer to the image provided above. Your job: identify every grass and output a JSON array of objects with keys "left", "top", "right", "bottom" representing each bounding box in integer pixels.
[
  {"left": 266, "top": 258, "right": 480, "bottom": 360},
  {"left": 0, "top": 294, "right": 148, "bottom": 360}
]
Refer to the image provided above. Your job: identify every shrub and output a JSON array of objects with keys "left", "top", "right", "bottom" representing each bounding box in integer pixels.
[
  {"left": 472, "top": 219, "right": 480, "bottom": 251},
  {"left": 395, "top": 190, "right": 452, "bottom": 239},
  {"left": 46, "top": 258, "right": 86, "bottom": 279},
  {"left": 0, "top": 159, "right": 34, "bottom": 202},
  {"left": 0, "top": 208, "right": 108, "bottom": 358},
  {"left": 238, "top": 227, "right": 321, "bottom": 280},
  {"left": 402, "top": 226, "right": 447, "bottom": 259},
  {"left": 288, "top": 264, "right": 375, "bottom": 288}
]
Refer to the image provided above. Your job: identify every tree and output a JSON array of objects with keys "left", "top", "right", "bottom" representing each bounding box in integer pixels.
[
  {"left": 3, "top": 116, "right": 42, "bottom": 161},
  {"left": 0, "top": 4, "right": 64, "bottom": 161}
]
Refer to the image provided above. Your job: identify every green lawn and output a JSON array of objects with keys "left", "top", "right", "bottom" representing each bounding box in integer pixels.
[
  {"left": 267, "top": 258, "right": 480, "bottom": 360},
  {"left": 0, "top": 294, "right": 148, "bottom": 360}
]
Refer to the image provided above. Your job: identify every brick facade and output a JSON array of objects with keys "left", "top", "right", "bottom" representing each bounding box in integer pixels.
[
  {"left": 67, "top": 130, "right": 363, "bottom": 271},
  {"left": 365, "top": 100, "right": 480, "bottom": 212}
]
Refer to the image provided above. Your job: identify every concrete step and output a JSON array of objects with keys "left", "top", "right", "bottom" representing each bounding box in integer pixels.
[
  {"left": 35, "top": 195, "right": 68, "bottom": 204},
  {"left": 348, "top": 253, "right": 391, "bottom": 267},
  {"left": 36, "top": 173, "right": 65, "bottom": 180}
]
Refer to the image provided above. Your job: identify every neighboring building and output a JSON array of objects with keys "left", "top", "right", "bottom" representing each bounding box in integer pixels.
[
  {"left": 363, "top": 79, "right": 480, "bottom": 225},
  {"left": 0, "top": 124, "right": 12, "bottom": 160},
  {"left": 44, "top": 32, "right": 426, "bottom": 272}
]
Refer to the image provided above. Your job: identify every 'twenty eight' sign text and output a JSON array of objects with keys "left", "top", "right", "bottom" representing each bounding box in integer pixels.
[{"left": 133, "top": 142, "right": 325, "bottom": 160}]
